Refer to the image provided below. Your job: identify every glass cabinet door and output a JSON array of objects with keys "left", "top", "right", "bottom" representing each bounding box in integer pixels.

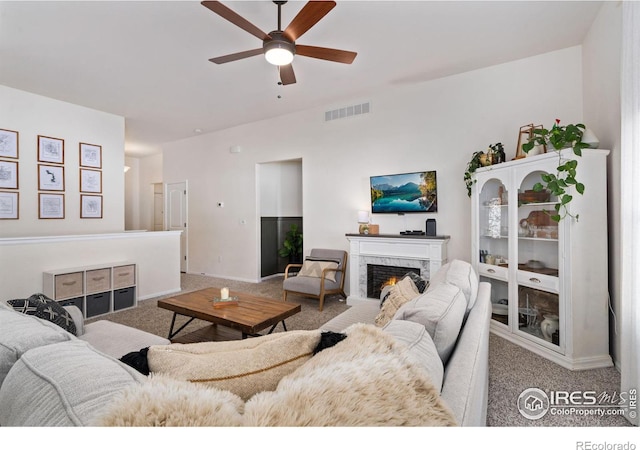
[
  {"left": 478, "top": 178, "right": 510, "bottom": 327},
  {"left": 478, "top": 178, "right": 509, "bottom": 267},
  {"left": 516, "top": 170, "right": 561, "bottom": 350}
]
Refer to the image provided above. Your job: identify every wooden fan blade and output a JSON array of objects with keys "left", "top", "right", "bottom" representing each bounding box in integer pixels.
[
  {"left": 279, "top": 64, "right": 297, "bottom": 85},
  {"left": 201, "top": 1, "right": 271, "bottom": 41},
  {"left": 284, "top": 1, "right": 336, "bottom": 41},
  {"left": 209, "top": 48, "right": 263, "bottom": 64},
  {"left": 296, "top": 45, "right": 357, "bottom": 64}
]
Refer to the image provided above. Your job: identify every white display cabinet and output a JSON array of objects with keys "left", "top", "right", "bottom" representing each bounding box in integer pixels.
[{"left": 471, "top": 149, "right": 611, "bottom": 370}]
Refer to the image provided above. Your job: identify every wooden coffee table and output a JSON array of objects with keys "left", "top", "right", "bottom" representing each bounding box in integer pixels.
[{"left": 157, "top": 288, "right": 301, "bottom": 342}]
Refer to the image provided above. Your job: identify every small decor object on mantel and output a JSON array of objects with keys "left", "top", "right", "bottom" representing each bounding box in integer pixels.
[
  {"left": 357, "top": 210, "right": 370, "bottom": 234},
  {"left": 521, "top": 119, "right": 589, "bottom": 222}
]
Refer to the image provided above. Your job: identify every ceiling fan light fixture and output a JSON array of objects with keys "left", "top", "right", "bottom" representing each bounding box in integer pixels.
[
  {"left": 263, "top": 32, "right": 295, "bottom": 66},
  {"left": 265, "top": 46, "right": 294, "bottom": 66}
]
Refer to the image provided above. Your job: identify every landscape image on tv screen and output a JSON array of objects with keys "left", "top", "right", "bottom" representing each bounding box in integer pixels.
[{"left": 370, "top": 171, "right": 437, "bottom": 213}]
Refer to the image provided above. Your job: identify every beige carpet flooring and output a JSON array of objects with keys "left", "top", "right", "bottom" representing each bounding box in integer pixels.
[{"left": 90, "top": 273, "right": 630, "bottom": 427}]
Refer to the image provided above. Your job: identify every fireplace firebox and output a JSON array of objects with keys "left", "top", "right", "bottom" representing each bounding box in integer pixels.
[{"left": 367, "top": 264, "right": 419, "bottom": 299}]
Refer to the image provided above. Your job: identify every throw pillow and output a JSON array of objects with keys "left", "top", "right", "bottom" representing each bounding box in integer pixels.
[
  {"left": 8, "top": 293, "right": 77, "bottom": 336},
  {"left": 374, "top": 276, "right": 418, "bottom": 327},
  {"left": 120, "top": 347, "right": 151, "bottom": 375},
  {"left": 147, "top": 329, "right": 322, "bottom": 400},
  {"left": 297, "top": 259, "right": 339, "bottom": 282},
  {"left": 403, "top": 271, "right": 429, "bottom": 293},
  {"left": 427, "top": 259, "right": 479, "bottom": 311}
]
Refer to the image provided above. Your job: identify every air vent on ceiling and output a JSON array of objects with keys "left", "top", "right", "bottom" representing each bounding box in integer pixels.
[{"left": 324, "top": 102, "right": 371, "bottom": 122}]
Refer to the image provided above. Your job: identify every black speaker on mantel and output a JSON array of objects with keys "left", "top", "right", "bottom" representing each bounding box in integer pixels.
[{"left": 426, "top": 219, "right": 437, "bottom": 236}]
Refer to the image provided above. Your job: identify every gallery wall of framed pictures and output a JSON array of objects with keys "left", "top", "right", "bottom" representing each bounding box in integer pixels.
[
  {"left": 0, "top": 126, "right": 104, "bottom": 221},
  {"left": 0, "top": 128, "right": 19, "bottom": 219}
]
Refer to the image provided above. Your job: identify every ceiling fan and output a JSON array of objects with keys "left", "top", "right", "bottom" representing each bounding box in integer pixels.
[{"left": 201, "top": 0, "right": 357, "bottom": 86}]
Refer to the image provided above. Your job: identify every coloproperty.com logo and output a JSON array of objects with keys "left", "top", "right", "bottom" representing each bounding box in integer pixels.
[{"left": 517, "top": 387, "right": 637, "bottom": 420}]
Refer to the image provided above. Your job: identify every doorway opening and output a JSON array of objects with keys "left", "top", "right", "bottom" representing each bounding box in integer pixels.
[
  {"left": 166, "top": 181, "right": 188, "bottom": 273},
  {"left": 257, "top": 159, "right": 303, "bottom": 278}
]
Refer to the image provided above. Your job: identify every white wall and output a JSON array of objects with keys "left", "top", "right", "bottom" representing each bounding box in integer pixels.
[
  {"left": 0, "top": 85, "right": 125, "bottom": 237},
  {"left": 582, "top": 2, "right": 622, "bottom": 366},
  {"left": 259, "top": 159, "right": 302, "bottom": 217},
  {"left": 162, "top": 47, "right": 584, "bottom": 285},
  {"left": 0, "top": 231, "right": 182, "bottom": 301}
]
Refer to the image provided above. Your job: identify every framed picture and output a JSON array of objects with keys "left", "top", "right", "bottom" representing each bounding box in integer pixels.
[
  {"left": 81, "top": 194, "right": 103, "bottom": 218},
  {"left": 79, "top": 143, "right": 102, "bottom": 168},
  {"left": 0, "top": 160, "right": 18, "bottom": 189},
  {"left": 0, "top": 191, "right": 19, "bottom": 219},
  {"left": 0, "top": 129, "right": 19, "bottom": 159},
  {"left": 38, "top": 164, "right": 65, "bottom": 191},
  {"left": 38, "top": 135, "right": 64, "bottom": 164},
  {"left": 79, "top": 168, "right": 102, "bottom": 193},
  {"left": 39, "top": 193, "right": 65, "bottom": 219}
]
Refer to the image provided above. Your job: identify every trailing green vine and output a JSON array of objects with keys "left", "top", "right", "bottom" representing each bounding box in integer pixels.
[
  {"left": 522, "top": 120, "right": 589, "bottom": 222},
  {"left": 464, "top": 143, "right": 506, "bottom": 197}
]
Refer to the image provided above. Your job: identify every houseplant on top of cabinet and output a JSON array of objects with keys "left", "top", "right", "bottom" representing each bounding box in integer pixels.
[
  {"left": 521, "top": 119, "right": 589, "bottom": 222},
  {"left": 464, "top": 143, "right": 506, "bottom": 197}
]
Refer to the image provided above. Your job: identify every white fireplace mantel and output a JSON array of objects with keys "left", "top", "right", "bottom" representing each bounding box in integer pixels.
[{"left": 345, "top": 233, "right": 450, "bottom": 305}]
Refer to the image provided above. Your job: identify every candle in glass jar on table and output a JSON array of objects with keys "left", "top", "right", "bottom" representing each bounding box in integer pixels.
[{"left": 220, "top": 287, "right": 229, "bottom": 300}]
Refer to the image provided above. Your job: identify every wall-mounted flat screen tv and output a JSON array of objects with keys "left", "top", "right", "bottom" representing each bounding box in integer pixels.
[{"left": 370, "top": 171, "right": 437, "bottom": 214}]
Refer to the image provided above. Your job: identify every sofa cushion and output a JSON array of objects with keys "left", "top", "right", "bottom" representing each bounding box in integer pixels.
[
  {"left": 382, "top": 319, "right": 444, "bottom": 392},
  {"left": 394, "top": 283, "right": 467, "bottom": 364},
  {"left": 0, "top": 340, "right": 145, "bottom": 426},
  {"left": 79, "top": 320, "right": 170, "bottom": 359},
  {"left": 321, "top": 302, "right": 380, "bottom": 333},
  {"left": 428, "top": 260, "right": 479, "bottom": 311},
  {"left": 374, "top": 276, "right": 418, "bottom": 327},
  {"left": 296, "top": 259, "right": 338, "bottom": 282},
  {"left": 0, "top": 303, "right": 75, "bottom": 387},
  {"left": 7, "top": 293, "right": 77, "bottom": 335},
  {"left": 147, "top": 330, "right": 322, "bottom": 400}
]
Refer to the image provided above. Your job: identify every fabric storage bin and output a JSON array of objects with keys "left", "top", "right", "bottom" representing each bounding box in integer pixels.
[
  {"left": 86, "top": 268, "right": 111, "bottom": 294},
  {"left": 113, "top": 265, "right": 135, "bottom": 289},
  {"left": 58, "top": 297, "right": 84, "bottom": 313},
  {"left": 86, "top": 292, "right": 111, "bottom": 318},
  {"left": 113, "top": 287, "right": 135, "bottom": 311},
  {"left": 54, "top": 272, "right": 83, "bottom": 300}
]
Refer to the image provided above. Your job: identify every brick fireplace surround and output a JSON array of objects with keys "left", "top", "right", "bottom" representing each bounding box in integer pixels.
[{"left": 345, "top": 233, "right": 450, "bottom": 305}]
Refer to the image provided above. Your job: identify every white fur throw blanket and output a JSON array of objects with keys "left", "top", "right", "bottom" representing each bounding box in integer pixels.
[{"left": 95, "top": 323, "right": 457, "bottom": 426}]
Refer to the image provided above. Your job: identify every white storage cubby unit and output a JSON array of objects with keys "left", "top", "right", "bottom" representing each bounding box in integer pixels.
[
  {"left": 43, "top": 262, "right": 137, "bottom": 318},
  {"left": 471, "top": 149, "right": 611, "bottom": 370}
]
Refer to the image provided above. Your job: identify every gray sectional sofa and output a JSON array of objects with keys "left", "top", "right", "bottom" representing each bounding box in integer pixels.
[{"left": 0, "top": 259, "right": 490, "bottom": 426}]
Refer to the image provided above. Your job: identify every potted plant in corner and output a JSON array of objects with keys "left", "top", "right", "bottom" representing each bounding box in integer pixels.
[
  {"left": 521, "top": 119, "right": 589, "bottom": 222},
  {"left": 278, "top": 224, "right": 303, "bottom": 264}
]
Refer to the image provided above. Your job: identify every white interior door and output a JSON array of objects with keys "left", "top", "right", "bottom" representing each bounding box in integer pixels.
[
  {"left": 153, "top": 183, "right": 164, "bottom": 231},
  {"left": 166, "top": 181, "right": 188, "bottom": 272}
]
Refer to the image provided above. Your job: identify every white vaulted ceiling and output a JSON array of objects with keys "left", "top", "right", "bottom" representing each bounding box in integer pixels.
[{"left": 0, "top": 1, "right": 604, "bottom": 156}]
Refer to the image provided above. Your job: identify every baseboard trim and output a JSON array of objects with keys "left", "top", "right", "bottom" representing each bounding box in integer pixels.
[
  {"left": 188, "top": 271, "right": 259, "bottom": 284},
  {"left": 138, "top": 287, "right": 181, "bottom": 301}
]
